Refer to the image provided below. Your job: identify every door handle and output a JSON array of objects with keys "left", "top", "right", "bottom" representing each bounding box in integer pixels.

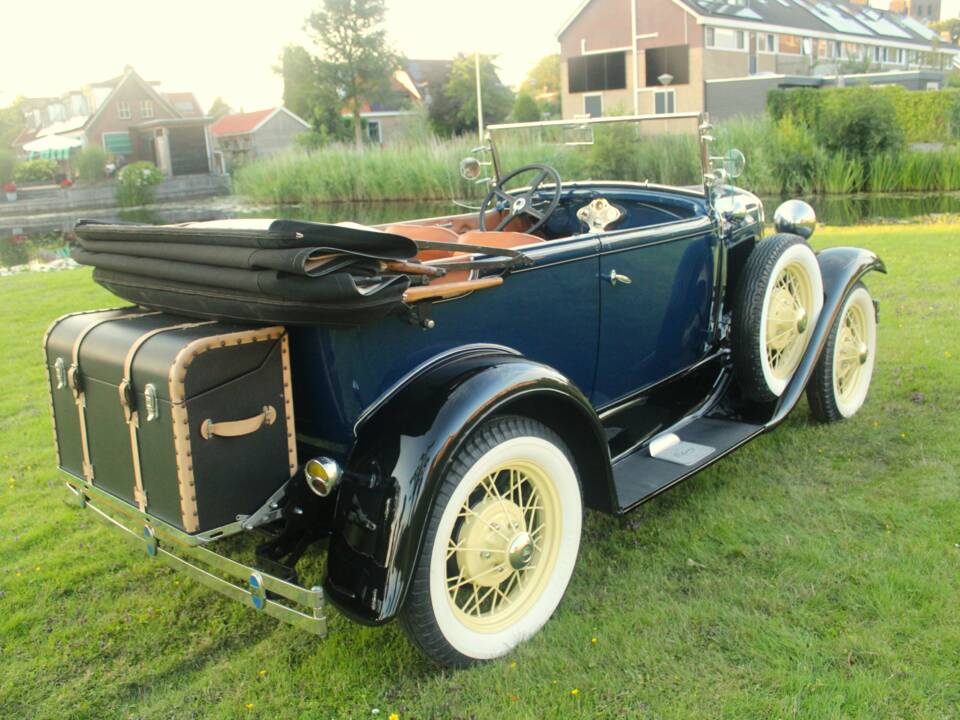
[{"left": 608, "top": 269, "right": 632, "bottom": 286}]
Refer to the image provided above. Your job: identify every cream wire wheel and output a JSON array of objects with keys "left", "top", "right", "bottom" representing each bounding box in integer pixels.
[
  {"left": 399, "top": 416, "right": 582, "bottom": 666},
  {"left": 733, "top": 234, "right": 824, "bottom": 402},
  {"left": 807, "top": 283, "right": 877, "bottom": 422}
]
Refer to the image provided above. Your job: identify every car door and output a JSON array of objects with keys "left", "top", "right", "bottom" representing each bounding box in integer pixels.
[{"left": 593, "top": 214, "right": 718, "bottom": 407}]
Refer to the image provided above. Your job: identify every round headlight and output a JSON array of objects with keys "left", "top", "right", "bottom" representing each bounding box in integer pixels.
[{"left": 773, "top": 200, "right": 816, "bottom": 239}]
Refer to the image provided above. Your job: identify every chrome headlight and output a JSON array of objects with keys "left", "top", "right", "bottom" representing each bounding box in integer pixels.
[{"left": 773, "top": 200, "right": 816, "bottom": 239}]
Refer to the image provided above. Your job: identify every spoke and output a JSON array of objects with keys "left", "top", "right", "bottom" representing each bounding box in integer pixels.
[
  {"left": 525, "top": 206, "right": 544, "bottom": 221},
  {"left": 461, "top": 505, "right": 512, "bottom": 542},
  {"left": 482, "top": 470, "right": 516, "bottom": 529},
  {"left": 531, "top": 170, "right": 548, "bottom": 188},
  {"left": 495, "top": 213, "right": 514, "bottom": 231}
]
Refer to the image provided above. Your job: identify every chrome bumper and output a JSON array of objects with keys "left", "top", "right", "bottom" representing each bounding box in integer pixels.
[{"left": 64, "top": 481, "right": 327, "bottom": 636}]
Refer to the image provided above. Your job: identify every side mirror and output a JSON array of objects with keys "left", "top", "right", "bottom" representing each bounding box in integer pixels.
[
  {"left": 723, "top": 149, "right": 745, "bottom": 179},
  {"left": 459, "top": 156, "right": 482, "bottom": 181}
]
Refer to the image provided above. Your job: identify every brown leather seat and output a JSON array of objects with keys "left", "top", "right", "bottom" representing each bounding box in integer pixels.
[
  {"left": 457, "top": 230, "right": 544, "bottom": 250},
  {"left": 384, "top": 224, "right": 460, "bottom": 262}
]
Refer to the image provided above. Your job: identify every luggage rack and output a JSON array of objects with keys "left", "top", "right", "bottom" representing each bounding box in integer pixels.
[{"left": 64, "top": 480, "right": 328, "bottom": 637}]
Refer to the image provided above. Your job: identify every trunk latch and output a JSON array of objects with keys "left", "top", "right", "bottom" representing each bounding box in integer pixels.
[{"left": 144, "top": 383, "right": 158, "bottom": 422}]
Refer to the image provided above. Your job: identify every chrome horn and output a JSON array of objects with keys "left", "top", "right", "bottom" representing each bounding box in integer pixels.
[{"left": 773, "top": 200, "right": 817, "bottom": 239}]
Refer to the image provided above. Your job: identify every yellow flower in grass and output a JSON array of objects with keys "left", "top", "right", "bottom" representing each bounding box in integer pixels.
[
  {"left": 258, "top": 669, "right": 267, "bottom": 678},
  {"left": 591, "top": 637, "right": 598, "bottom": 645},
  {"left": 570, "top": 688, "right": 580, "bottom": 697},
  {"left": 244, "top": 703, "right": 254, "bottom": 710},
  {"left": 389, "top": 714, "right": 400, "bottom": 720}
]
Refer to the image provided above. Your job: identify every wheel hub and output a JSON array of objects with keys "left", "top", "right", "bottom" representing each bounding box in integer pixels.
[
  {"left": 858, "top": 342, "right": 869, "bottom": 365},
  {"left": 455, "top": 498, "right": 527, "bottom": 587}
]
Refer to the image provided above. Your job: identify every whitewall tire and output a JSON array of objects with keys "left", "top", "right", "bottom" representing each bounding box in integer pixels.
[
  {"left": 732, "top": 233, "right": 824, "bottom": 402},
  {"left": 807, "top": 282, "right": 877, "bottom": 422},
  {"left": 399, "top": 415, "right": 582, "bottom": 666}
]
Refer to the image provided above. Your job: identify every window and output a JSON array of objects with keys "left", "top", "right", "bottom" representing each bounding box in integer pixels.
[
  {"left": 802, "top": 38, "right": 813, "bottom": 56},
  {"left": 896, "top": 48, "right": 905, "bottom": 64},
  {"left": 584, "top": 94, "right": 603, "bottom": 118},
  {"left": 117, "top": 101, "right": 131, "bottom": 120},
  {"left": 780, "top": 34, "right": 802, "bottom": 54},
  {"left": 873, "top": 46, "right": 881, "bottom": 62},
  {"left": 705, "top": 27, "right": 745, "bottom": 50},
  {"left": 141, "top": 100, "right": 154, "bottom": 119},
  {"left": 654, "top": 89, "right": 676, "bottom": 115},
  {"left": 568, "top": 51, "right": 626, "bottom": 93},
  {"left": 645, "top": 45, "right": 690, "bottom": 85},
  {"left": 366, "top": 120, "right": 382, "bottom": 144},
  {"left": 761, "top": 33, "right": 777, "bottom": 53}
]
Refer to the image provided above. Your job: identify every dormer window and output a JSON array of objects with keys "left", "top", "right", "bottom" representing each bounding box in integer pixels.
[{"left": 117, "top": 101, "right": 131, "bottom": 120}]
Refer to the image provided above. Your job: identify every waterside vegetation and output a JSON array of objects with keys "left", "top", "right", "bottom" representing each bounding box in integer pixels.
[{"left": 236, "top": 86, "right": 960, "bottom": 205}]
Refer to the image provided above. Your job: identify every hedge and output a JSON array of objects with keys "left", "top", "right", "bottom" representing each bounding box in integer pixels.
[{"left": 768, "top": 85, "right": 960, "bottom": 143}]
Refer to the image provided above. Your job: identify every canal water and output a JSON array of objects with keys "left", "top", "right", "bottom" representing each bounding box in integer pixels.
[{"left": 3, "top": 192, "right": 959, "bottom": 269}]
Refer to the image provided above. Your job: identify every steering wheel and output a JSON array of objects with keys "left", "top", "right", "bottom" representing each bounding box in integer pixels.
[{"left": 479, "top": 163, "right": 562, "bottom": 233}]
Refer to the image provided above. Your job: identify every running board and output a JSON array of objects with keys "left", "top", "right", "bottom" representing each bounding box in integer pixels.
[{"left": 612, "top": 417, "right": 763, "bottom": 513}]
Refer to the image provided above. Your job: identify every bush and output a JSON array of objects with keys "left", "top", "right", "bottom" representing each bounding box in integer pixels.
[
  {"left": 0, "top": 149, "right": 15, "bottom": 184},
  {"left": 512, "top": 93, "right": 541, "bottom": 123},
  {"left": 116, "top": 161, "right": 164, "bottom": 207},
  {"left": 766, "top": 116, "right": 823, "bottom": 194},
  {"left": 819, "top": 85, "right": 903, "bottom": 163},
  {"left": 76, "top": 146, "right": 108, "bottom": 182},
  {"left": 13, "top": 159, "right": 57, "bottom": 183}
]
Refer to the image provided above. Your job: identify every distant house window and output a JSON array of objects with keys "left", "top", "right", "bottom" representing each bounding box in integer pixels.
[
  {"left": 367, "top": 120, "right": 382, "bottom": 144},
  {"left": 584, "top": 94, "right": 603, "bottom": 118},
  {"left": 780, "top": 34, "right": 802, "bottom": 55},
  {"left": 896, "top": 48, "right": 905, "bottom": 64},
  {"left": 705, "top": 27, "right": 744, "bottom": 50},
  {"left": 654, "top": 90, "right": 676, "bottom": 115},
  {"left": 802, "top": 38, "right": 814, "bottom": 56},
  {"left": 763, "top": 33, "right": 777, "bottom": 52},
  {"left": 141, "top": 100, "right": 154, "bottom": 119},
  {"left": 568, "top": 51, "right": 627, "bottom": 93},
  {"left": 873, "top": 46, "right": 881, "bottom": 62},
  {"left": 645, "top": 45, "right": 690, "bottom": 86},
  {"left": 117, "top": 101, "right": 131, "bottom": 120}
]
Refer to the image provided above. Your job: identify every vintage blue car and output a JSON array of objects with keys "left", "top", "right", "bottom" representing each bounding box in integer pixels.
[{"left": 46, "top": 115, "right": 883, "bottom": 667}]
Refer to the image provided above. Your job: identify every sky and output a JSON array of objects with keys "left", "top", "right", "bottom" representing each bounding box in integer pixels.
[{"left": 0, "top": 0, "right": 582, "bottom": 112}]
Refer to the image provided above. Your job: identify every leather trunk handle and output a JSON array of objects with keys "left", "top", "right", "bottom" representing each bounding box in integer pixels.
[{"left": 200, "top": 405, "right": 277, "bottom": 440}]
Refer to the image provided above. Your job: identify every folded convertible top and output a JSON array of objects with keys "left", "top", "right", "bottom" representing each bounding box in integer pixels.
[{"left": 74, "top": 218, "right": 419, "bottom": 257}]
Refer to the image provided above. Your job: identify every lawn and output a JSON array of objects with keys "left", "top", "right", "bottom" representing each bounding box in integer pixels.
[{"left": 1, "top": 224, "right": 958, "bottom": 719}]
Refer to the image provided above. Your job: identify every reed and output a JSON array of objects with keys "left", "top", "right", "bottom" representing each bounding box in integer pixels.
[{"left": 234, "top": 118, "right": 960, "bottom": 205}]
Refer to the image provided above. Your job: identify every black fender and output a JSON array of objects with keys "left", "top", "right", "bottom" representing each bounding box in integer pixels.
[
  {"left": 765, "top": 246, "right": 886, "bottom": 429},
  {"left": 322, "top": 348, "right": 611, "bottom": 624}
]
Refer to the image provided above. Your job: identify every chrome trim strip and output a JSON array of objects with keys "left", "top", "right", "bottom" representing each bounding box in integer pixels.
[
  {"left": 65, "top": 483, "right": 327, "bottom": 635},
  {"left": 352, "top": 343, "right": 522, "bottom": 435}
]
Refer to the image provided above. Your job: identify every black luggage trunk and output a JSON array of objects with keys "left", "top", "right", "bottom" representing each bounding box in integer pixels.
[{"left": 44, "top": 308, "right": 297, "bottom": 534}]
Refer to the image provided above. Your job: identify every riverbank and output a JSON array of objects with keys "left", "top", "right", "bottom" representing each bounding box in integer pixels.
[{"left": 0, "top": 173, "right": 231, "bottom": 218}]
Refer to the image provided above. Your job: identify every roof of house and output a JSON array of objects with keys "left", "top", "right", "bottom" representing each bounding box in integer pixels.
[
  {"left": 404, "top": 59, "right": 452, "bottom": 89},
  {"left": 164, "top": 92, "right": 203, "bottom": 117},
  {"left": 209, "top": 107, "right": 309, "bottom": 136},
  {"left": 558, "top": 0, "right": 952, "bottom": 50},
  {"left": 82, "top": 68, "right": 182, "bottom": 130}
]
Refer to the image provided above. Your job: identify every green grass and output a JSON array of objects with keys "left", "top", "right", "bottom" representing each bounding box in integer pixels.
[{"left": 1, "top": 225, "right": 959, "bottom": 719}]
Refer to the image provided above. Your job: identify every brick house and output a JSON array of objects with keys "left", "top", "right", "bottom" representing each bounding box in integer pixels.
[
  {"left": 557, "top": 0, "right": 960, "bottom": 120},
  {"left": 14, "top": 68, "right": 214, "bottom": 176}
]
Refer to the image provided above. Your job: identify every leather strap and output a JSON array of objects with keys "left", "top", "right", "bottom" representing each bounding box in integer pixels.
[
  {"left": 402, "top": 276, "right": 503, "bottom": 303},
  {"left": 67, "top": 310, "right": 159, "bottom": 481},
  {"left": 118, "top": 320, "right": 215, "bottom": 511},
  {"left": 200, "top": 405, "right": 277, "bottom": 440}
]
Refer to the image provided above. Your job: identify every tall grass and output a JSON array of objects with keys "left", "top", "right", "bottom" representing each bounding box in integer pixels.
[{"left": 235, "top": 118, "right": 960, "bottom": 205}]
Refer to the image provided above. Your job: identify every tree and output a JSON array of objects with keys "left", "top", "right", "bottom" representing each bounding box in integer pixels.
[
  {"left": 932, "top": 18, "right": 960, "bottom": 45},
  {"left": 429, "top": 54, "right": 513, "bottom": 137},
  {"left": 276, "top": 45, "right": 320, "bottom": 121},
  {"left": 305, "top": 0, "right": 398, "bottom": 149},
  {"left": 512, "top": 93, "right": 541, "bottom": 122},
  {"left": 523, "top": 54, "right": 560, "bottom": 117},
  {"left": 208, "top": 96, "right": 231, "bottom": 119}
]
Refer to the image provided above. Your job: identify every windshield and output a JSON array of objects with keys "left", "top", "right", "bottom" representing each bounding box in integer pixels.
[{"left": 456, "top": 113, "right": 745, "bottom": 213}]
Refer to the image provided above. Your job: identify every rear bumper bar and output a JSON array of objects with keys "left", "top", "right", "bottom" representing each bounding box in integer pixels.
[{"left": 64, "top": 481, "right": 328, "bottom": 637}]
